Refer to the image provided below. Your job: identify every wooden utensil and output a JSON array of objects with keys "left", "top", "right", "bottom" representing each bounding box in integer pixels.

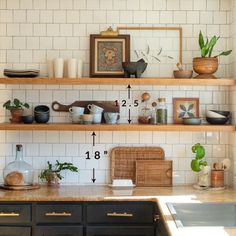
[
  {"left": 135, "top": 160, "right": 172, "bottom": 187},
  {"left": 111, "top": 147, "right": 165, "bottom": 183}
]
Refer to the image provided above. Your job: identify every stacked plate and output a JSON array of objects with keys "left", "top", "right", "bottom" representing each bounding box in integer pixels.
[
  {"left": 4, "top": 69, "right": 39, "bottom": 78},
  {"left": 206, "top": 110, "right": 230, "bottom": 125}
]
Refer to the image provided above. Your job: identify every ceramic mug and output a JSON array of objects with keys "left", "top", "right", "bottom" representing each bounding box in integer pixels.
[
  {"left": 104, "top": 112, "right": 119, "bottom": 124},
  {"left": 69, "top": 106, "right": 85, "bottom": 115},
  {"left": 87, "top": 104, "right": 104, "bottom": 114},
  {"left": 93, "top": 113, "right": 102, "bottom": 124},
  {"left": 69, "top": 114, "right": 82, "bottom": 124},
  {"left": 81, "top": 114, "right": 93, "bottom": 124}
]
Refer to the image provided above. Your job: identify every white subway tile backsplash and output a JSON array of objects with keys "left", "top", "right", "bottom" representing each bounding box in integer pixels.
[{"left": 0, "top": 0, "right": 233, "bottom": 186}]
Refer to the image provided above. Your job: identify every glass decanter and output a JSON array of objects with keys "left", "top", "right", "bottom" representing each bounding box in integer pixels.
[{"left": 3, "top": 144, "right": 34, "bottom": 186}]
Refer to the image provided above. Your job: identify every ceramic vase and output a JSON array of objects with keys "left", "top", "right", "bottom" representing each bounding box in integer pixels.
[{"left": 198, "top": 165, "right": 211, "bottom": 187}]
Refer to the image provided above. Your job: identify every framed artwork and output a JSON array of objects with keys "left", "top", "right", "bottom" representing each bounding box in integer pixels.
[
  {"left": 173, "top": 98, "right": 199, "bottom": 124},
  {"left": 90, "top": 35, "right": 130, "bottom": 77}
]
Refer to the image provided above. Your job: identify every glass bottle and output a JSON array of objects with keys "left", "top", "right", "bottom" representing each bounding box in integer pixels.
[
  {"left": 3, "top": 144, "right": 34, "bottom": 186},
  {"left": 157, "top": 98, "right": 167, "bottom": 124}
]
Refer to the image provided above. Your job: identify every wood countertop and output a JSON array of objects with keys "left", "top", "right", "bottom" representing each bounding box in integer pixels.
[{"left": 0, "top": 185, "right": 236, "bottom": 236}]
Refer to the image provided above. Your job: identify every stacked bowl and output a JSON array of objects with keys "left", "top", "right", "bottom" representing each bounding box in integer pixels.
[
  {"left": 206, "top": 110, "right": 230, "bottom": 125},
  {"left": 34, "top": 105, "right": 50, "bottom": 123}
]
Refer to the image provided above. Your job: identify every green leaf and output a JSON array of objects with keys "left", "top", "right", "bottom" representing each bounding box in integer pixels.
[
  {"left": 24, "top": 103, "right": 30, "bottom": 109},
  {"left": 191, "top": 159, "right": 201, "bottom": 172},
  {"left": 201, "top": 47, "right": 209, "bottom": 57},
  {"left": 208, "top": 36, "right": 219, "bottom": 57},
  {"left": 13, "top": 98, "right": 20, "bottom": 107},
  {"left": 199, "top": 31, "right": 205, "bottom": 50},
  {"left": 215, "top": 50, "right": 232, "bottom": 57}
]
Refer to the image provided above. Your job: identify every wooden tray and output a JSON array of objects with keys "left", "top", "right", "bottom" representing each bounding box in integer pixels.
[
  {"left": 111, "top": 147, "right": 165, "bottom": 183},
  {"left": 135, "top": 160, "right": 172, "bottom": 187},
  {"left": 0, "top": 184, "right": 40, "bottom": 191}
]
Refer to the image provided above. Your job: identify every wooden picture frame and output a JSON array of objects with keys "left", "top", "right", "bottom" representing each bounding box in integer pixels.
[
  {"left": 90, "top": 34, "right": 130, "bottom": 78},
  {"left": 173, "top": 98, "right": 199, "bottom": 124}
]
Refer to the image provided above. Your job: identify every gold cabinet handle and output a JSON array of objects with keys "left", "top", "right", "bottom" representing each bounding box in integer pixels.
[
  {"left": 107, "top": 212, "right": 133, "bottom": 217},
  {"left": 0, "top": 212, "right": 20, "bottom": 217},
  {"left": 45, "top": 212, "right": 72, "bottom": 217}
]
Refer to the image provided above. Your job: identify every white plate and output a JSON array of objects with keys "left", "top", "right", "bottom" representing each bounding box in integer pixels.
[{"left": 108, "top": 184, "right": 136, "bottom": 189}]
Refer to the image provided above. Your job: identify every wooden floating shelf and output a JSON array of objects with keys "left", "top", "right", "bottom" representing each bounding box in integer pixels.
[
  {"left": 0, "top": 77, "right": 235, "bottom": 86},
  {"left": 0, "top": 123, "right": 234, "bottom": 132}
]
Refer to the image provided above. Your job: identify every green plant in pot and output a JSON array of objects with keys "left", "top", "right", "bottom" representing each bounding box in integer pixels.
[
  {"left": 39, "top": 160, "right": 79, "bottom": 186},
  {"left": 191, "top": 143, "right": 210, "bottom": 187},
  {"left": 3, "top": 98, "right": 29, "bottom": 123},
  {"left": 193, "top": 31, "right": 232, "bottom": 78}
]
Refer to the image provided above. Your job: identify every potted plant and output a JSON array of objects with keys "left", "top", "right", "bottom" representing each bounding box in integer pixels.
[
  {"left": 3, "top": 98, "right": 30, "bottom": 123},
  {"left": 39, "top": 160, "right": 79, "bottom": 186},
  {"left": 191, "top": 143, "right": 211, "bottom": 187},
  {"left": 193, "top": 31, "right": 232, "bottom": 77}
]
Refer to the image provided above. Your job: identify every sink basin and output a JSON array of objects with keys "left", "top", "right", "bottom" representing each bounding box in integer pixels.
[{"left": 167, "top": 202, "right": 236, "bottom": 228}]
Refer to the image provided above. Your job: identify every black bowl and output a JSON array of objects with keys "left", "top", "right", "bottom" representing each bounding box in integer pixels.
[
  {"left": 22, "top": 115, "right": 34, "bottom": 124},
  {"left": 34, "top": 113, "right": 50, "bottom": 123},
  {"left": 206, "top": 117, "right": 229, "bottom": 125},
  {"left": 210, "top": 110, "right": 231, "bottom": 117},
  {"left": 122, "top": 59, "right": 147, "bottom": 78},
  {"left": 34, "top": 105, "right": 50, "bottom": 113}
]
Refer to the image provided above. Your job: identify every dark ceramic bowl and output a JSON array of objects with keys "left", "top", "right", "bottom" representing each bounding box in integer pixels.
[
  {"left": 22, "top": 115, "right": 34, "bottom": 124},
  {"left": 210, "top": 110, "right": 231, "bottom": 117},
  {"left": 34, "top": 113, "right": 50, "bottom": 123},
  {"left": 206, "top": 117, "right": 229, "bottom": 125},
  {"left": 34, "top": 105, "right": 50, "bottom": 114},
  {"left": 183, "top": 117, "right": 202, "bottom": 125}
]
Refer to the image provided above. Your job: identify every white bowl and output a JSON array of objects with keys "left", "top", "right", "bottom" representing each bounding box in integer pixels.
[
  {"left": 206, "top": 110, "right": 225, "bottom": 118},
  {"left": 112, "top": 179, "right": 133, "bottom": 187}
]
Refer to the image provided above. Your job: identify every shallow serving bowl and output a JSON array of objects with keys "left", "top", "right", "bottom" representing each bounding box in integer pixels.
[
  {"left": 173, "top": 70, "right": 193, "bottom": 78},
  {"left": 183, "top": 117, "right": 202, "bottom": 125},
  {"left": 206, "top": 117, "right": 229, "bottom": 125}
]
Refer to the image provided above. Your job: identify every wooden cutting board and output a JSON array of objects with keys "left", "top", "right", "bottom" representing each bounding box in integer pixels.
[
  {"left": 111, "top": 147, "right": 165, "bottom": 183},
  {"left": 136, "top": 160, "right": 172, "bottom": 187}
]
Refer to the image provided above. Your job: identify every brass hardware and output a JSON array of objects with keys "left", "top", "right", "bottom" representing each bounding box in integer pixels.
[
  {"left": 45, "top": 212, "right": 72, "bottom": 217},
  {"left": 100, "top": 26, "right": 119, "bottom": 36},
  {"left": 154, "top": 214, "right": 160, "bottom": 221},
  {"left": 107, "top": 212, "right": 133, "bottom": 217},
  {"left": 0, "top": 212, "right": 20, "bottom": 217}
]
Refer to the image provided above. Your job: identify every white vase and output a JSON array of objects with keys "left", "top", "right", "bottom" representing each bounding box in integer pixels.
[
  {"left": 77, "top": 59, "right": 83, "bottom": 78},
  {"left": 198, "top": 165, "right": 211, "bottom": 187},
  {"left": 47, "top": 60, "right": 54, "bottom": 78},
  {"left": 67, "top": 58, "right": 77, "bottom": 78},
  {"left": 54, "top": 58, "right": 64, "bottom": 78}
]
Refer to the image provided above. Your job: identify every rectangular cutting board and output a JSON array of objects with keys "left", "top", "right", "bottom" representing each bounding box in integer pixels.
[
  {"left": 111, "top": 147, "right": 165, "bottom": 183},
  {"left": 135, "top": 160, "right": 172, "bottom": 187}
]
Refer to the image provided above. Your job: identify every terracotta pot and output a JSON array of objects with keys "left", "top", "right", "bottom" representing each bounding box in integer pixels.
[
  {"left": 211, "top": 170, "right": 224, "bottom": 188},
  {"left": 10, "top": 108, "right": 23, "bottom": 123},
  {"left": 193, "top": 57, "right": 218, "bottom": 76}
]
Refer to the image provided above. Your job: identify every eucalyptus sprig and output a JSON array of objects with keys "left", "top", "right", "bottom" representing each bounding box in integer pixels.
[
  {"left": 39, "top": 160, "right": 79, "bottom": 181},
  {"left": 198, "top": 31, "right": 232, "bottom": 58}
]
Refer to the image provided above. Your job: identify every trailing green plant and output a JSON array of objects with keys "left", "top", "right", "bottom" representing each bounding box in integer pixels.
[
  {"left": 39, "top": 160, "right": 79, "bottom": 182},
  {"left": 191, "top": 143, "right": 207, "bottom": 172},
  {"left": 3, "top": 98, "right": 29, "bottom": 110},
  {"left": 198, "top": 31, "right": 232, "bottom": 58}
]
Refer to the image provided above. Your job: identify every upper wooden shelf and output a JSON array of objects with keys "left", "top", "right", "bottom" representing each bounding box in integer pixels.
[
  {"left": 0, "top": 123, "right": 234, "bottom": 132},
  {"left": 0, "top": 77, "right": 235, "bottom": 86}
]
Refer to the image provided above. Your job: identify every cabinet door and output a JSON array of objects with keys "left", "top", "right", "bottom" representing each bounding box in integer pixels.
[
  {"left": 0, "top": 226, "right": 31, "bottom": 236},
  {"left": 34, "top": 226, "right": 83, "bottom": 236},
  {"left": 87, "top": 226, "right": 154, "bottom": 236}
]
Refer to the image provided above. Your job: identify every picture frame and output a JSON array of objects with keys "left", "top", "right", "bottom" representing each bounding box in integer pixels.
[
  {"left": 90, "top": 34, "right": 130, "bottom": 77},
  {"left": 173, "top": 98, "right": 199, "bottom": 124}
]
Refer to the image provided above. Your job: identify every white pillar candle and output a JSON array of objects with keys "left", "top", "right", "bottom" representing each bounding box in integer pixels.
[
  {"left": 54, "top": 58, "right": 64, "bottom": 78},
  {"left": 67, "top": 58, "right": 78, "bottom": 78},
  {"left": 47, "top": 60, "right": 54, "bottom": 78},
  {"left": 77, "top": 59, "right": 83, "bottom": 78}
]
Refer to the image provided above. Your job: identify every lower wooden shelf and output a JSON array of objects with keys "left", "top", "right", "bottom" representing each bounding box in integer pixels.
[{"left": 0, "top": 123, "right": 234, "bottom": 132}]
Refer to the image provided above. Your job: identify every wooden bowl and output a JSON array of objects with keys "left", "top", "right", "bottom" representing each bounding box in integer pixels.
[
  {"left": 173, "top": 70, "right": 193, "bottom": 78},
  {"left": 193, "top": 57, "right": 218, "bottom": 75}
]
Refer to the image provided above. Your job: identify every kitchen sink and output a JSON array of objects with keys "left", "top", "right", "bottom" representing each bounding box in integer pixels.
[{"left": 167, "top": 202, "right": 236, "bottom": 228}]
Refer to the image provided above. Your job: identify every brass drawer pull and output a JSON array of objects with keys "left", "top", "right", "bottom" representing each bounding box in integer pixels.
[
  {"left": 107, "top": 212, "right": 133, "bottom": 217},
  {"left": 45, "top": 212, "right": 72, "bottom": 217},
  {"left": 0, "top": 212, "right": 20, "bottom": 217}
]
